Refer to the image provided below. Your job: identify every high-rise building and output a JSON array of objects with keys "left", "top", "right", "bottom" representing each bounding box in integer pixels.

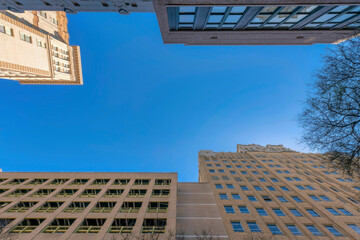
[
  {"left": 0, "top": 145, "right": 359, "bottom": 239},
  {"left": 198, "top": 144, "right": 360, "bottom": 239},
  {"left": 1, "top": 1, "right": 360, "bottom": 45},
  {"left": 0, "top": 10, "right": 83, "bottom": 85}
]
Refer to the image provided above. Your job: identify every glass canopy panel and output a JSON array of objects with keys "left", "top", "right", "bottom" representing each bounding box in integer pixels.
[{"left": 172, "top": 5, "right": 360, "bottom": 31}]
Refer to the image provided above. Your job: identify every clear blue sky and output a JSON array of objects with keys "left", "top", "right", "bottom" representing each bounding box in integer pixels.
[{"left": 0, "top": 12, "right": 328, "bottom": 181}]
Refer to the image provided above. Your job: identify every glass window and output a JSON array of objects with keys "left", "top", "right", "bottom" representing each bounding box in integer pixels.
[
  {"left": 209, "top": 170, "right": 215, "bottom": 173},
  {"left": 238, "top": 206, "right": 250, "bottom": 214},
  {"left": 247, "top": 222, "right": 261, "bottom": 232},
  {"left": 225, "top": 206, "right": 235, "bottom": 213},
  {"left": 292, "top": 196, "right": 303, "bottom": 202},
  {"left": 347, "top": 224, "right": 360, "bottom": 234},
  {"left": 230, "top": 171, "right": 236, "bottom": 174},
  {"left": 337, "top": 178, "right": 345, "bottom": 182},
  {"left": 271, "top": 178, "right": 279, "bottom": 182},
  {"left": 226, "top": 165, "right": 232, "bottom": 168},
  {"left": 338, "top": 208, "right": 352, "bottom": 216},
  {"left": 231, "top": 222, "right": 244, "bottom": 232},
  {"left": 232, "top": 193, "right": 241, "bottom": 200},
  {"left": 219, "top": 169, "right": 224, "bottom": 173},
  {"left": 306, "top": 225, "right": 323, "bottom": 236},
  {"left": 293, "top": 177, "right": 302, "bottom": 181},
  {"left": 254, "top": 186, "right": 263, "bottom": 191},
  {"left": 296, "top": 185, "right": 305, "bottom": 190},
  {"left": 309, "top": 195, "right": 321, "bottom": 201},
  {"left": 259, "top": 178, "right": 266, "bottom": 182},
  {"left": 273, "top": 208, "right": 285, "bottom": 216},
  {"left": 236, "top": 165, "right": 242, "bottom": 168},
  {"left": 219, "top": 194, "right": 228, "bottom": 200},
  {"left": 325, "top": 226, "right": 343, "bottom": 236},
  {"left": 277, "top": 196, "right": 288, "bottom": 202},
  {"left": 226, "top": 184, "right": 234, "bottom": 189},
  {"left": 248, "top": 196, "right": 257, "bottom": 202},
  {"left": 256, "top": 208, "right": 268, "bottom": 216},
  {"left": 284, "top": 170, "right": 290, "bottom": 173},
  {"left": 287, "top": 225, "right": 303, "bottom": 235},
  {"left": 306, "top": 209, "right": 320, "bottom": 217},
  {"left": 240, "top": 186, "right": 249, "bottom": 191},
  {"left": 215, "top": 184, "right": 223, "bottom": 189},
  {"left": 319, "top": 195, "right": 331, "bottom": 201},
  {"left": 305, "top": 185, "right": 315, "bottom": 190},
  {"left": 262, "top": 196, "right": 272, "bottom": 202},
  {"left": 267, "top": 224, "right": 282, "bottom": 235},
  {"left": 241, "top": 171, "right": 247, "bottom": 175},
  {"left": 252, "top": 171, "right": 259, "bottom": 175},
  {"left": 290, "top": 209, "right": 303, "bottom": 217},
  {"left": 326, "top": 208, "right": 340, "bottom": 215},
  {"left": 263, "top": 171, "right": 269, "bottom": 175},
  {"left": 280, "top": 186, "right": 289, "bottom": 191},
  {"left": 285, "top": 177, "right": 292, "bottom": 181},
  {"left": 267, "top": 186, "right": 276, "bottom": 191}
]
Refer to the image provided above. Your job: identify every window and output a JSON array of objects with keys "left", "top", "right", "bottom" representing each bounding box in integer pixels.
[
  {"left": 262, "top": 196, "right": 272, "bottom": 202},
  {"left": 225, "top": 206, "right": 235, "bottom": 213},
  {"left": 91, "top": 202, "right": 116, "bottom": 213},
  {"left": 305, "top": 185, "right": 315, "bottom": 190},
  {"left": 252, "top": 171, "right": 259, "bottom": 175},
  {"left": 152, "top": 189, "right": 169, "bottom": 197},
  {"left": 232, "top": 193, "right": 241, "bottom": 200},
  {"left": 256, "top": 208, "right": 268, "bottom": 216},
  {"left": 215, "top": 164, "right": 220, "bottom": 167},
  {"left": 277, "top": 196, "right": 288, "bottom": 202},
  {"left": 7, "top": 202, "right": 38, "bottom": 213},
  {"left": 241, "top": 171, "right": 247, "bottom": 175},
  {"left": 219, "top": 194, "right": 228, "bottom": 200},
  {"left": 240, "top": 186, "right": 249, "bottom": 191},
  {"left": 209, "top": 169, "right": 215, "bottom": 173},
  {"left": 76, "top": 218, "right": 106, "bottom": 233},
  {"left": 309, "top": 195, "right": 321, "bottom": 201},
  {"left": 36, "top": 202, "right": 63, "bottom": 213},
  {"left": 238, "top": 206, "right": 250, "bottom": 214},
  {"left": 267, "top": 186, "right": 276, "bottom": 191},
  {"left": 207, "top": 164, "right": 212, "bottom": 167},
  {"left": 259, "top": 178, "right": 266, "bottom": 182},
  {"left": 285, "top": 177, "right": 292, "bottom": 181},
  {"left": 338, "top": 208, "right": 352, "bottom": 216},
  {"left": 247, "top": 196, "right": 257, "bottom": 202},
  {"left": 27, "top": 179, "right": 48, "bottom": 185},
  {"left": 263, "top": 171, "right": 269, "bottom": 175},
  {"left": 63, "top": 202, "right": 90, "bottom": 213},
  {"left": 325, "top": 226, "right": 343, "bottom": 236},
  {"left": 226, "top": 165, "right": 232, "bottom": 168},
  {"left": 0, "top": 25, "right": 13, "bottom": 36},
  {"left": 104, "top": 189, "right": 123, "bottom": 198},
  {"left": 276, "top": 170, "right": 282, "bottom": 174},
  {"left": 273, "top": 208, "right": 285, "bottom": 216},
  {"left": 109, "top": 219, "right": 136, "bottom": 233},
  {"left": 280, "top": 186, "right": 289, "bottom": 191},
  {"left": 284, "top": 170, "right": 290, "bottom": 173},
  {"left": 325, "top": 207, "right": 340, "bottom": 215},
  {"left": 347, "top": 224, "right": 360, "bottom": 234},
  {"left": 226, "top": 184, "right": 234, "bottom": 189},
  {"left": 319, "top": 195, "right": 331, "bottom": 201},
  {"left": 290, "top": 209, "right": 302, "bottom": 217},
  {"left": 230, "top": 171, "right": 236, "bottom": 174},
  {"left": 120, "top": 202, "right": 142, "bottom": 213},
  {"left": 287, "top": 225, "right": 303, "bottom": 235},
  {"left": 134, "top": 179, "right": 150, "bottom": 185},
  {"left": 247, "top": 222, "right": 261, "bottom": 232},
  {"left": 234, "top": 177, "right": 242, "bottom": 182},
  {"left": 222, "top": 176, "right": 229, "bottom": 180},
  {"left": 292, "top": 196, "right": 303, "bottom": 202},
  {"left": 43, "top": 218, "right": 75, "bottom": 233},
  {"left": 20, "top": 33, "right": 32, "bottom": 43},
  {"left": 218, "top": 170, "right": 224, "bottom": 173},
  {"left": 236, "top": 165, "right": 242, "bottom": 168},
  {"left": 231, "top": 222, "right": 244, "bottom": 232},
  {"left": 296, "top": 185, "right": 305, "bottom": 190},
  {"left": 254, "top": 186, "right": 263, "bottom": 191},
  {"left": 11, "top": 219, "right": 45, "bottom": 233},
  {"left": 30, "top": 189, "right": 54, "bottom": 197},
  {"left": 306, "top": 225, "right": 323, "bottom": 236},
  {"left": 337, "top": 178, "right": 345, "bottom": 182},
  {"left": 306, "top": 209, "right": 320, "bottom": 217},
  {"left": 354, "top": 186, "right": 360, "bottom": 191},
  {"left": 113, "top": 179, "right": 130, "bottom": 185},
  {"left": 215, "top": 184, "right": 223, "bottom": 189},
  {"left": 267, "top": 224, "right": 282, "bottom": 235},
  {"left": 271, "top": 178, "right": 279, "bottom": 182},
  {"left": 147, "top": 202, "right": 168, "bottom": 213}
]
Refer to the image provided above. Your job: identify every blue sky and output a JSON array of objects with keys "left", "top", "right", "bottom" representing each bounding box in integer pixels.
[{"left": 0, "top": 12, "right": 328, "bottom": 181}]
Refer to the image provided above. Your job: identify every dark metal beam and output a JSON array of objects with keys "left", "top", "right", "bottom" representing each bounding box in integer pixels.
[
  {"left": 194, "top": 7, "right": 211, "bottom": 30},
  {"left": 234, "top": 6, "right": 263, "bottom": 30},
  {"left": 167, "top": 7, "right": 178, "bottom": 31},
  {"left": 290, "top": 6, "right": 335, "bottom": 30},
  {"left": 274, "top": 6, "right": 304, "bottom": 29},
  {"left": 218, "top": 7, "right": 232, "bottom": 29}
]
